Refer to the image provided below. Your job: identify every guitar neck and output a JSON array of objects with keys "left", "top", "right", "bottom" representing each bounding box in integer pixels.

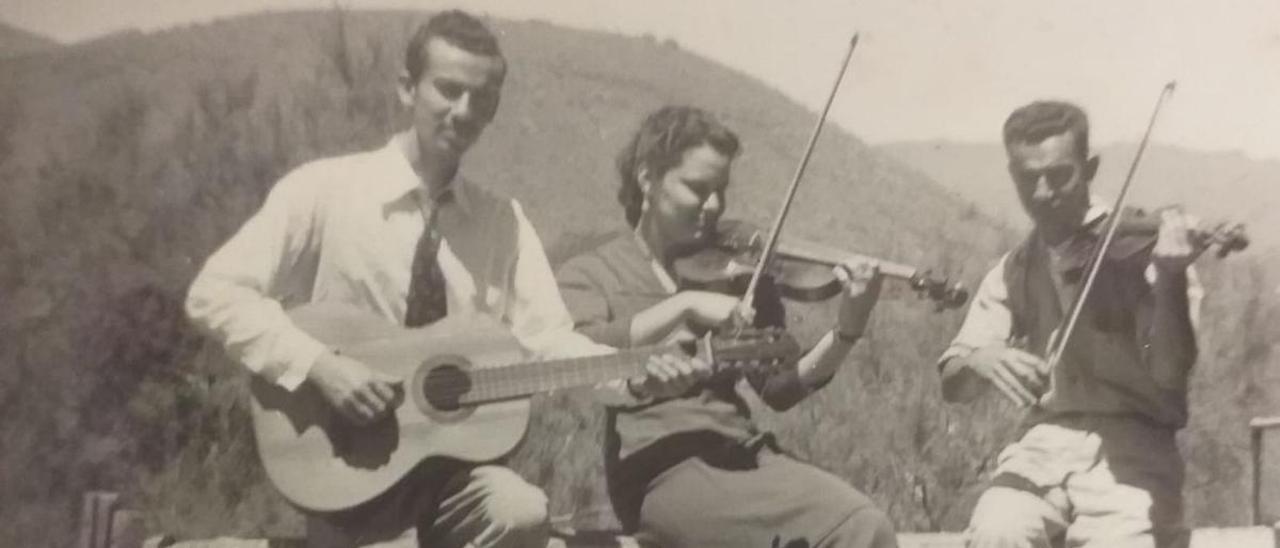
[{"left": 458, "top": 347, "right": 659, "bottom": 405}]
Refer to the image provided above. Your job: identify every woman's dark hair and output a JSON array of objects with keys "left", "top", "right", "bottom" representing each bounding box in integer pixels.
[{"left": 616, "top": 106, "right": 741, "bottom": 227}]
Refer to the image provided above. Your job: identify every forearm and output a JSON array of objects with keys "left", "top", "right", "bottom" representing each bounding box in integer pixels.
[
  {"left": 751, "top": 329, "right": 855, "bottom": 411},
  {"left": 627, "top": 293, "right": 691, "bottom": 346},
  {"left": 186, "top": 273, "right": 327, "bottom": 389},
  {"left": 185, "top": 169, "right": 326, "bottom": 388},
  {"left": 795, "top": 329, "right": 856, "bottom": 388},
  {"left": 1147, "top": 269, "right": 1197, "bottom": 387}
]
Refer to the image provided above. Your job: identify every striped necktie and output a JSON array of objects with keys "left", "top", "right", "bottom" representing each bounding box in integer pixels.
[{"left": 404, "top": 190, "right": 451, "bottom": 327}]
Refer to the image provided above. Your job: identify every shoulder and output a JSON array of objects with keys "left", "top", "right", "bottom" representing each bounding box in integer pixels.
[
  {"left": 555, "top": 230, "right": 635, "bottom": 281},
  {"left": 559, "top": 231, "right": 635, "bottom": 266},
  {"left": 453, "top": 177, "right": 525, "bottom": 224},
  {"left": 270, "top": 147, "right": 380, "bottom": 201}
]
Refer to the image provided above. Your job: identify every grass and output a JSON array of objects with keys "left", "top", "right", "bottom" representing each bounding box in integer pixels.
[{"left": 0, "top": 9, "right": 1274, "bottom": 546}]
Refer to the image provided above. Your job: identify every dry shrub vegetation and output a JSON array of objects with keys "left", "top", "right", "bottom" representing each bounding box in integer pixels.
[{"left": 0, "top": 10, "right": 1274, "bottom": 546}]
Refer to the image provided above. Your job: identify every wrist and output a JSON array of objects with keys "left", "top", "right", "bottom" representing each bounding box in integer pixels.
[{"left": 307, "top": 348, "right": 341, "bottom": 379}]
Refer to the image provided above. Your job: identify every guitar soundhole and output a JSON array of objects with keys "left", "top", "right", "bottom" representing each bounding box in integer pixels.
[{"left": 421, "top": 363, "right": 472, "bottom": 412}]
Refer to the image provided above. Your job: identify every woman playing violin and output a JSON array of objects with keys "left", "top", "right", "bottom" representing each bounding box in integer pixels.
[{"left": 556, "top": 106, "right": 898, "bottom": 548}]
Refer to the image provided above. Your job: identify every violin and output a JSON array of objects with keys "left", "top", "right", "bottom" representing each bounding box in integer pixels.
[
  {"left": 673, "top": 220, "right": 970, "bottom": 309},
  {"left": 1051, "top": 207, "right": 1250, "bottom": 278},
  {"left": 1044, "top": 81, "right": 1250, "bottom": 372},
  {"left": 665, "top": 34, "right": 968, "bottom": 314},
  {"left": 1093, "top": 207, "right": 1248, "bottom": 260}
]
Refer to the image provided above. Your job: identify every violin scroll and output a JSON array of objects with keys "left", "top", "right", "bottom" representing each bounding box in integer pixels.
[{"left": 1198, "top": 222, "right": 1249, "bottom": 258}]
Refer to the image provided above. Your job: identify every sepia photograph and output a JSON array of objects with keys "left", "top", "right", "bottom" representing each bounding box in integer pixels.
[{"left": 0, "top": 1, "right": 1277, "bottom": 547}]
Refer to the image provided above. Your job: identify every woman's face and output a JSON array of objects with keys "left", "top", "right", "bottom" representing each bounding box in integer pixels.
[{"left": 642, "top": 143, "right": 732, "bottom": 248}]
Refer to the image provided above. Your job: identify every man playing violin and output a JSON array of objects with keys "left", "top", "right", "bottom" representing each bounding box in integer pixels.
[
  {"left": 186, "top": 11, "right": 696, "bottom": 548},
  {"left": 556, "top": 106, "right": 898, "bottom": 548},
  {"left": 939, "top": 100, "right": 1206, "bottom": 548}
]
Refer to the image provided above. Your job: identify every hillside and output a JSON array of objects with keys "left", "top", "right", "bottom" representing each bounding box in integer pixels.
[
  {"left": 878, "top": 140, "right": 1280, "bottom": 251},
  {"left": 0, "top": 21, "right": 58, "bottom": 59},
  {"left": 0, "top": 10, "right": 1274, "bottom": 546}
]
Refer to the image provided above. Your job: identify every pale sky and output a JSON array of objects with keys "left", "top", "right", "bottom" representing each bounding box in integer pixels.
[{"left": 4, "top": 0, "right": 1278, "bottom": 160}]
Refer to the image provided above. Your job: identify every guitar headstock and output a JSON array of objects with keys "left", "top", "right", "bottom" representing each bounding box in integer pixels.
[{"left": 703, "top": 328, "right": 802, "bottom": 374}]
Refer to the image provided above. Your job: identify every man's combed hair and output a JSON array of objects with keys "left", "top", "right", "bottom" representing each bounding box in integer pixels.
[
  {"left": 404, "top": 10, "right": 504, "bottom": 85},
  {"left": 616, "top": 106, "right": 741, "bottom": 227},
  {"left": 1003, "top": 100, "right": 1090, "bottom": 157}
]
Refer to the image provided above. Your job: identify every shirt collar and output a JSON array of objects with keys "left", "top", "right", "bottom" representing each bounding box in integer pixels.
[
  {"left": 632, "top": 228, "right": 677, "bottom": 294},
  {"left": 1083, "top": 194, "right": 1109, "bottom": 226},
  {"left": 379, "top": 135, "right": 472, "bottom": 216}
]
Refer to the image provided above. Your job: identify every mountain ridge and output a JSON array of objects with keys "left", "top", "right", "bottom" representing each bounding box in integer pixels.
[
  {"left": 0, "top": 10, "right": 1273, "bottom": 545},
  {"left": 0, "top": 21, "right": 58, "bottom": 59}
]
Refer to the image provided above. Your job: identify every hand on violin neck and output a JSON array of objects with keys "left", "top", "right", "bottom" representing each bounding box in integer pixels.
[
  {"left": 1151, "top": 208, "right": 1207, "bottom": 273},
  {"left": 832, "top": 259, "right": 883, "bottom": 339}
]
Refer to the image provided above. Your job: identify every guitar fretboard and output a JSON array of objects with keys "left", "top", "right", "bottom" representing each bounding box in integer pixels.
[{"left": 452, "top": 347, "right": 659, "bottom": 405}]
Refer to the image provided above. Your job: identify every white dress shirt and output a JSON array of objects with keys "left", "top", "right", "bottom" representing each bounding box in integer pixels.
[{"left": 186, "top": 134, "right": 636, "bottom": 403}]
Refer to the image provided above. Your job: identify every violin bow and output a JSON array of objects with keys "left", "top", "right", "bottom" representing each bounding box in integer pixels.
[
  {"left": 738, "top": 33, "right": 860, "bottom": 318},
  {"left": 1043, "top": 81, "right": 1178, "bottom": 373}
]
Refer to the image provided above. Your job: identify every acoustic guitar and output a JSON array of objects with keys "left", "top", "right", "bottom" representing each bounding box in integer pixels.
[{"left": 249, "top": 302, "right": 800, "bottom": 511}]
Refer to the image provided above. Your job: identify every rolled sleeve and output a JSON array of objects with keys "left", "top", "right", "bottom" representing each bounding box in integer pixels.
[
  {"left": 502, "top": 202, "right": 645, "bottom": 407},
  {"left": 1144, "top": 262, "right": 1204, "bottom": 330},
  {"left": 185, "top": 170, "right": 328, "bottom": 390},
  {"left": 938, "top": 255, "right": 1014, "bottom": 370},
  {"left": 742, "top": 280, "right": 813, "bottom": 410}
]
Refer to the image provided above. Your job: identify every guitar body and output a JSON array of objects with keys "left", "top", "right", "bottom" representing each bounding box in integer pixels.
[{"left": 250, "top": 302, "right": 531, "bottom": 512}]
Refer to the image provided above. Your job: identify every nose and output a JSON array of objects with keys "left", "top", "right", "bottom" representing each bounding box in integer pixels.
[
  {"left": 449, "top": 91, "right": 474, "bottom": 121},
  {"left": 702, "top": 192, "right": 722, "bottom": 214},
  {"left": 1032, "top": 174, "right": 1053, "bottom": 201}
]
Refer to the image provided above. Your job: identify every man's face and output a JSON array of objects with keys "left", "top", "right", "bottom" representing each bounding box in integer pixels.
[
  {"left": 399, "top": 38, "right": 505, "bottom": 161},
  {"left": 1006, "top": 132, "right": 1097, "bottom": 230}
]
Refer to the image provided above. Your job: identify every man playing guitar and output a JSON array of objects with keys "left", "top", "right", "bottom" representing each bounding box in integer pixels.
[{"left": 185, "top": 10, "right": 701, "bottom": 548}]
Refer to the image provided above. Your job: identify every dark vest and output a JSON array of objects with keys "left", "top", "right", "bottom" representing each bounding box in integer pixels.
[{"left": 1001, "top": 208, "right": 1189, "bottom": 427}]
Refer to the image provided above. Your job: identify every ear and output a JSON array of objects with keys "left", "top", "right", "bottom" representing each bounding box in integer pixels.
[
  {"left": 1083, "top": 154, "right": 1101, "bottom": 183},
  {"left": 637, "top": 166, "right": 653, "bottom": 196},
  {"left": 397, "top": 69, "right": 416, "bottom": 108}
]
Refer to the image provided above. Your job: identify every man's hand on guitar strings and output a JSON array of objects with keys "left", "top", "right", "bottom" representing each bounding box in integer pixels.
[{"left": 308, "top": 351, "right": 405, "bottom": 425}]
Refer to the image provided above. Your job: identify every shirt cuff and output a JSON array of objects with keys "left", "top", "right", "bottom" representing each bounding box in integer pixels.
[
  {"left": 591, "top": 378, "right": 653, "bottom": 407},
  {"left": 937, "top": 344, "right": 976, "bottom": 372},
  {"left": 274, "top": 334, "right": 330, "bottom": 391}
]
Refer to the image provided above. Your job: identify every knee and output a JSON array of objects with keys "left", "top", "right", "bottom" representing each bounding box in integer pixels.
[{"left": 967, "top": 508, "right": 1044, "bottom": 548}]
